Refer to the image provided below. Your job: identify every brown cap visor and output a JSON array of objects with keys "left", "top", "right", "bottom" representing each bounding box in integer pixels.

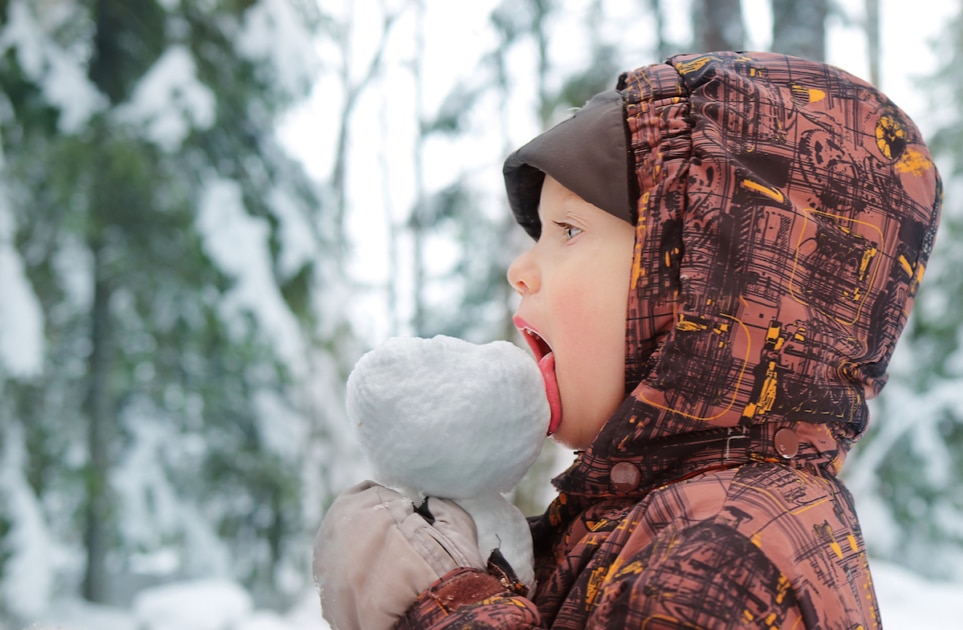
[{"left": 502, "top": 89, "right": 635, "bottom": 239}]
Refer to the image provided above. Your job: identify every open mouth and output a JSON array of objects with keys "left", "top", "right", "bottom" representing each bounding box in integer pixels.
[
  {"left": 521, "top": 326, "right": 551, "bottom": 362},
  {"left": 514, "top": 317, "right": 562, "bottom": 435}
]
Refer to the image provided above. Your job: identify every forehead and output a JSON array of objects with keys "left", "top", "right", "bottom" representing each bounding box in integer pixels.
[
  {"left": 538, "top": 176, "right": 613, "bottom": 221},
  {"left": 536, "top": 175, "right": 632, "bottom": 235}
]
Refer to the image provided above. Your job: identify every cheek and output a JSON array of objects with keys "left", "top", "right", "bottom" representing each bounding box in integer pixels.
[
  {"left": 553, "top": 278, "right": 628, "bottom": 410},
  {"left": 560, "top": 264, "right": 630, "bottom": 368},
  {"left": 562, "top": 300, "right": 625, "bottom": 367}
]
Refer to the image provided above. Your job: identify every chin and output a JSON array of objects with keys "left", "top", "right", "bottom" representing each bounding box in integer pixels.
[
  {"left": 551, "top": 409, "right": 614, "bottom": 451},
  {"left": 550, "top": 428, "right": 592, "bottom": 452}
]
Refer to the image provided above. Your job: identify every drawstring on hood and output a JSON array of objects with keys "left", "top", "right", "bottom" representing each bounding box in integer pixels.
[{"left": 504, "top": 52, "right": 942, "bottom": 496}]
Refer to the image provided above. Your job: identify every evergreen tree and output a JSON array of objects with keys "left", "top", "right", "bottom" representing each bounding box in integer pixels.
[
  {"left": 0, "top": 0, "right": 351, "bottom": 614},
  {"left": 770, "top": 0, "right": 827, "bottom": 61},
  {"left": 691, "top": 0, "right": 745, "bottom": 52}
]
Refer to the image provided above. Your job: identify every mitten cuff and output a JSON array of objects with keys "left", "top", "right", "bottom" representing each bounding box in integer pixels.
[
  {"left": 397, "top": 567, "right": 507, "bottom": 628},
  {"left": 426, "top": 567, "right": 507, "bottom": 612}
]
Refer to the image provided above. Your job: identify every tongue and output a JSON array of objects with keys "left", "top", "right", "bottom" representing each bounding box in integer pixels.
[{"left": 538, "top": 352, "right": 562, "bottom": 435}]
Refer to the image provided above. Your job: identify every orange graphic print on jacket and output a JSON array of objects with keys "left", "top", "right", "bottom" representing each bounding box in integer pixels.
[{"left": 397, "top": 51, "right": 941, "bottom": 629}]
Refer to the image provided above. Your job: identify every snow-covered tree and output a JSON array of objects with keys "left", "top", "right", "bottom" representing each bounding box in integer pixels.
[{"left": 0, "top": 0, "right": 354, "bottom": 617}]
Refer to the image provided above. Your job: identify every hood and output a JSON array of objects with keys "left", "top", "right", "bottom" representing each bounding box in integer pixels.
[{"left": 506, "top": 52, "right": 942, "bottom": 492}]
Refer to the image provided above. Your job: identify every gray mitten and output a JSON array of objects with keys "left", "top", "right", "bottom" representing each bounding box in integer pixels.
[{"left": 313, "top": 480, "right": 487, "bottom": 630}]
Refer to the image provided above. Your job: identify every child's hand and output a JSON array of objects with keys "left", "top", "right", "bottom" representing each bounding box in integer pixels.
[{"left": 313, "top": 480, "right": 487, "bottom": 630}]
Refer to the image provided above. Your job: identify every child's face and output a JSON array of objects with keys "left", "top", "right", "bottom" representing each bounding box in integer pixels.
[{"left": 508, "top": 176, "right": 635, "bottom": 450}]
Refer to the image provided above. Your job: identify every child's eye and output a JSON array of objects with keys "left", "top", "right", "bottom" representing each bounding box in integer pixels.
[{"left": 554, "top": 221, "right": 583, "bottom": 241}]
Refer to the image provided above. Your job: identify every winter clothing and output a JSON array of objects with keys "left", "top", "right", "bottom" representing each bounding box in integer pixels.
[
  {"left": 408, "top": 51, "right": 940, "bottom": 628},
  {"left": 504, "top": 89, "right": 635, "bottom": 235},
  {"left": 319, "top": 51, "right": 942, "bottom": 629},
  {"left": 314, "top": 481, "right": 490, "bottom": 630}
]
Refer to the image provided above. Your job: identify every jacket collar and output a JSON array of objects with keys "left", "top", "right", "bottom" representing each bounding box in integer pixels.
[{"left": 552, "top": 420, "right": 845, "bottom": 500}]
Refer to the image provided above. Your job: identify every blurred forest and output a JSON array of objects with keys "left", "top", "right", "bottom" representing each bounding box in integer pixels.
[{"left": 0, "top": 0, "right": 960, "bottom": 625}]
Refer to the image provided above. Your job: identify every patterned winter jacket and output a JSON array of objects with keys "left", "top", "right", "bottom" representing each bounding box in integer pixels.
[{"left": 398, "top": 52, "right": 942, "bottom": 629}]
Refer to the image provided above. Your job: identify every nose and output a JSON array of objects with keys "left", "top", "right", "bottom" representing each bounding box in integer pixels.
[{"left": 507, "top": 248, "right": 539, "bottom": 295}]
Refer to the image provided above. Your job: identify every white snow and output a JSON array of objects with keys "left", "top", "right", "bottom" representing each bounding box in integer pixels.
[
  {"left": 0, "top": 423, "right": 58, "bottom": 621},
  {"left": 346, "top": 335, "right": 549, "bottom": 588},
  {"left": 197, "top": 177, "right": 307, "bottom": 374},
  {"left": 0, "top": 191, "right": 44, "bottom": 378},
  {"left": 267, "top": 186, "right": 317, "bottom": 280},
  {"left": 31, "top": 599, "right": 139, "bottom": 630},
  {"left": 111, "top": 405, "right": 183, "bottom": 555},
  {"left": 254, "top": 387, "right": 307, "bottom": 461},
  {"left": 0, "top": 0, "right": 107, "bottom": 133},
  {"left": 347, "top": 335, "right": 549, "bottom": 499},
  {"left": 115, "top": 45, "right": 216, "bottom": 151},
  {"left": 51, "top": 234, "right": 94, "bottom": 311},
  {"left": 873, "top": 560, "right": 963, "bottom": 627},
  {"left": 132, "top": 579, "right": 253, "bottom": 630},
  {"left": 108, "top": 399, "right": 240, "bottom": 586},
  {"left": 27, "top": 589, "right": 332, "bottom": 630},
  {"left": 235, "top": 0, "right": 318, "bottom": 98},
  {"left": 17, "top": 563, "right": 961, "bottom": 629}
]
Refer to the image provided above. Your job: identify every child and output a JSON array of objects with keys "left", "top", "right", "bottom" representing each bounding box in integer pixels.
[{"left": 314, "top": 51, "right": 941, "bottom": 629}]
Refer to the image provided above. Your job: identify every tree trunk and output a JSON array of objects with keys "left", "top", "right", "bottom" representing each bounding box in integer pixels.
[
  {"left": 83, "top": 1, "right": 121, "bottom": 603},
  {"left": 771, "top": 0, "right": 828, "bottom": 61},
  {"left": 692, "top": 0, "right": 745, "bottom": 52},
  {"left": 648, "top": 0, "right": 671, "bottom": 60},
  {"left": 532, "top": 0, "right": 553, "bottom": 126},
  {"left": 331, "top": 9, "right": 398, "bottom": 266},
  {"left": 82, "top": 238, "right": 113, "bottom": 603},
  {"left": 411, "top": 0, "right": 427, "bottom": 335},
  {"left": 865, "top": 0, "right": 881, "bottom": 86}
]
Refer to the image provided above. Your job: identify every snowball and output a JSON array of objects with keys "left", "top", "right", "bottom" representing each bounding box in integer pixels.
[
  {"left": 346, "top": 335, "right": 550, "bottom": 588},
  {"left": 347, "top": 335, "right": 549, "bottom": 499}
]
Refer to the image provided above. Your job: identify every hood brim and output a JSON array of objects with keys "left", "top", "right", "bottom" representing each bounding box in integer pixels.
[{"left": 503, "top": 89, "right": 636, "bottom": 239}]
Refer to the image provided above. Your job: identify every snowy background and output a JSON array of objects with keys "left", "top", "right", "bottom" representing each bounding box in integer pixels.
[
  {"left": 26, "top": 559, "right": 963, "bottom": 630},
  {"left": 2, "top": 0, "right": 962, "bottom": 628}
]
